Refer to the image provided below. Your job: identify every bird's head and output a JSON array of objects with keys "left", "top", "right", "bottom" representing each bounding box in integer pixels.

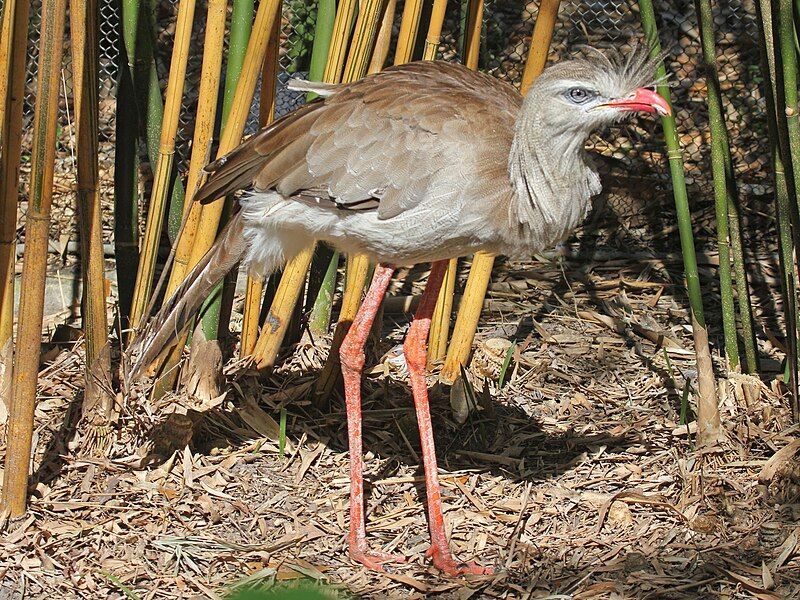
[{"left": 525, "top": 45, "right": 671, "bottom": 136}]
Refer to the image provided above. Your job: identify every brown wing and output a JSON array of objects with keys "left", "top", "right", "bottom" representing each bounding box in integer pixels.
[{"left": 195, "top": 61, "right": 522, "bottom": 218}]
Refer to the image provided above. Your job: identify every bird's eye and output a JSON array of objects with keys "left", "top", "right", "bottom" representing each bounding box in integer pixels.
[{"left": 566, "top": 87, "right": 594, "bottom": 104}]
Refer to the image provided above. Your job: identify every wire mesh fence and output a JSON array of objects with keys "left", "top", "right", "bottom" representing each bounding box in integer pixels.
[{"left": 13, "top": 0, "right": 770, "bottom": 226}]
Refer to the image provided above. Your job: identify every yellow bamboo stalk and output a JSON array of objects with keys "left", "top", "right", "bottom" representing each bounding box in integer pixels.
[
  {"left": 394, "top": 0, "right": 423, "bottom": 64},
  {"left": 240, "top": 11, "right": 280, "bottom": 357},
  {"left": 250, "top": 0, "right": 364, "bottom": 369},
  {"left": 422, "top": 0, "right": 449, "bottom": 60},
  {"left": 428, "top": 258, "right": 458, "bottom": 366},
  {"left": 70, "top": 0, "right": 108, "bottom": 369},
  {"left": 341, "top": 0, "right": 386, "bottom": 82},
  {"left": 440, "top": 0, "right": 561, "bottom": 385},
  {"left": 521, "top": 0, "right": 561, "bottom": 96},
  {"left": 165, "top": 0, "right": 228, "bottom": 298},
  {"left": 1, "top": 0, "right": 67, "bottom": 517},
  {"left": 129, "top": 0, "right": 198, "bottom": 331},
  {"left": 0, "top": 0, "right": 18, "bottom": 143},
  {"left": 463, "top": 0, "right": 484, "bottom": 70},
  {"left": 325, "top": 0, "right": 359, "bottom": 84},
  {"left": 0, "top": 0, "right": 30, "bottom": 416},
  {"left": 147, "top": 0, "right": 228, "bottom": 391},
  {"left": 368, "top": 0, "right": 396, "bottom": 73},
  {"left": 428, "top": 0, "right": 483, "bottom": 365}
]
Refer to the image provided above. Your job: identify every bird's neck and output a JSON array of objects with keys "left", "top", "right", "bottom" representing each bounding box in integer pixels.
[{"left": 507, "top": 105, "right": 601, "bottom": 251}]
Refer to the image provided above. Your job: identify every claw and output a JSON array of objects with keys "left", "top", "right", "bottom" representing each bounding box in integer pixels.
[
  {"left": 426, "top": 546, "right": 493, "bottom": 576},
  {"left": 350, "top": 544, "right": 407, "bottom": 572}
]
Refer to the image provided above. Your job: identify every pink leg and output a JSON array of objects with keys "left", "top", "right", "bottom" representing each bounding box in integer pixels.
[
  {"left": 340, "top": 264, "right": 406, "bottom": 571},
  {"left": 404, "top": 260, "right": 491, "bottom": 576}
]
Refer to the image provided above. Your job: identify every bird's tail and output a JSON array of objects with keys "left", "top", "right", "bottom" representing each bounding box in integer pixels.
[{"left": 128, "top": 211, "right": 248, "bottom": 381}]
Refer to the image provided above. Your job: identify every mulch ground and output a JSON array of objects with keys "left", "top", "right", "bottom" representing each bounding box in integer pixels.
[{"left": 2, "top": 195, "right": 799, "bottom": 598}]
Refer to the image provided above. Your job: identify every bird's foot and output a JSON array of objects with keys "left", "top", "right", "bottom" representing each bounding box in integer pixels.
[
  {"left": 426, "top": 545, "right": 492, "bottom": 576},
  {"left": 349, "top": 542, "right": 407, "bottom": 572}
]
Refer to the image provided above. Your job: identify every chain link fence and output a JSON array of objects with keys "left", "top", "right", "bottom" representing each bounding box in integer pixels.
[{"left": 15, "top": 0, "right": 769, "bottom": 235}]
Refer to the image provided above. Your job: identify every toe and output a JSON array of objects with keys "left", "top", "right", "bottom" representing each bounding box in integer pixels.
[{"left": 427, "top": 547, "right": 492, "bottom": 576}]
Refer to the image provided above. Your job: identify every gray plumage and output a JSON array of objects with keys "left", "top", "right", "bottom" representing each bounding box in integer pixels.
[{"left": 129, "top": 48, "right": 667, "bottom": 379}]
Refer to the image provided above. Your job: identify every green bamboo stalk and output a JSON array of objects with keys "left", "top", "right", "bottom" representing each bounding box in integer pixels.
[
  {"left": 637, "top": 0, "right": 722, "bottom": 445},
  {"left": 308, "top": 250, "right": 339, "bottom": 335},
  {"left": 780, "top": 0, "right": 800, "bottom": 235},
  {"left": 723, "top": 148, "right": 759, "bottom": 374},
  {"left": 694, "top": 0, "right": 739, "bottom": 370},
  {"left": 196, "top": 0, "right": 255, "bottom": 346},
  {"left": 114, "top": 0, "right": 141, "bottom": 327},
  {"left": 308, "top": 0, "right": 336, "bottom": 88},
  {"left": 757, "top": 0, "right": 800, "bottom": 418},
  {"left": 718, "top": 108, "right": 758, "bottom": 374}
]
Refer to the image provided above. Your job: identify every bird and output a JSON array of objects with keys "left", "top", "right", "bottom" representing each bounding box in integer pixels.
[{"left": 130, "top": 47, "right": 670, "bottom": 576}]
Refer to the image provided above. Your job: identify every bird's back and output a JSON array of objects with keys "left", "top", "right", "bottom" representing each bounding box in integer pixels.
[{"left": 197, "top": 61, "right": 522, "bottom": 226}]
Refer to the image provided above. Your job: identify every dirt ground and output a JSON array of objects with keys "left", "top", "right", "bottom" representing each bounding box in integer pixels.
[{"left": 2, "top": 174, "right": 800, "bottom": 598}]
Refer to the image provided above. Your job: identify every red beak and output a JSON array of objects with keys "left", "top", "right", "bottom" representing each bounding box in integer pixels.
[{"left": 603, "top": 87, "right": 672, "bottom": 117}]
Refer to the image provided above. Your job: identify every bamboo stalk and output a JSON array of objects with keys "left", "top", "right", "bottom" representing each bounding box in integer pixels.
[
  {"left": 71, "top": 0, "right": 108, "bottom": 366},
  {"left": 726, "top": 174, "right": 758, "bottom": 374},
  {"left": 369, "top": 0, "right": 397, "bottom": 72},
  {"left": 423, "top": 0, "right": 449, "bottom": 60},
  {"left": 428, "top": 256, "right": 457, "bottom": 366},
  {"left": 757, "top": 0, "right": 800, "bottom": 418},
  {"left": 164, "top": 0, "right": 228, "bottom": 299},
  {"left": 694, "top": 0, "right": 739, "bottom": 370},
  {"left": 638, "top": 0, "right": 722, "bottom": 445},
  {"left": 395, "top": 0, "right": 424, "bottom": 64},
  {"left": 113, "top": 0, "right": 141, "bottom": 327},
  {"left": 0, "top": 0, "right": 18, "bottom": 143},
  {"left": 440, "top": 0, "right": 561, "bottom": 385},
  {"left": 520, "top": 0, "right": 560, "bottom": 95},
  {"left": 0, "top": 0, "right": 31, "bottom": 417},
  {"left": 463, "top": 0, "right": 483, "bottom": 69},
  {"left": 128, "top": 0, "right": 197, "bottom": 332},
  {"left": 307, "top": 0, "right": 337, "bottom": 94},
  {"left": 148, "top": 0, "right": 228, "bottom": 393},
  {"left": 251, "top": 0, "right": 364, "bottom": 370},
  {"left": 241, "top": 9, "right": 281, "bottom": 357},
  {"left": 308, "top": 248, "right": 339, "bottom": 335},
  {"left": 194, "top": 0, "right": 255, "bottom": 349},
  {"left": 71, "top": 0, "right": 115, "bottom": 424},
  {"left": 779, "top": 0, "right": 800, "bottom": 225},
  {"left": 1, "top": 0, "right": 68, "bottom": 517},
  {"left": 778, "top": 0, "right": 800, "bottom": 404}
]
